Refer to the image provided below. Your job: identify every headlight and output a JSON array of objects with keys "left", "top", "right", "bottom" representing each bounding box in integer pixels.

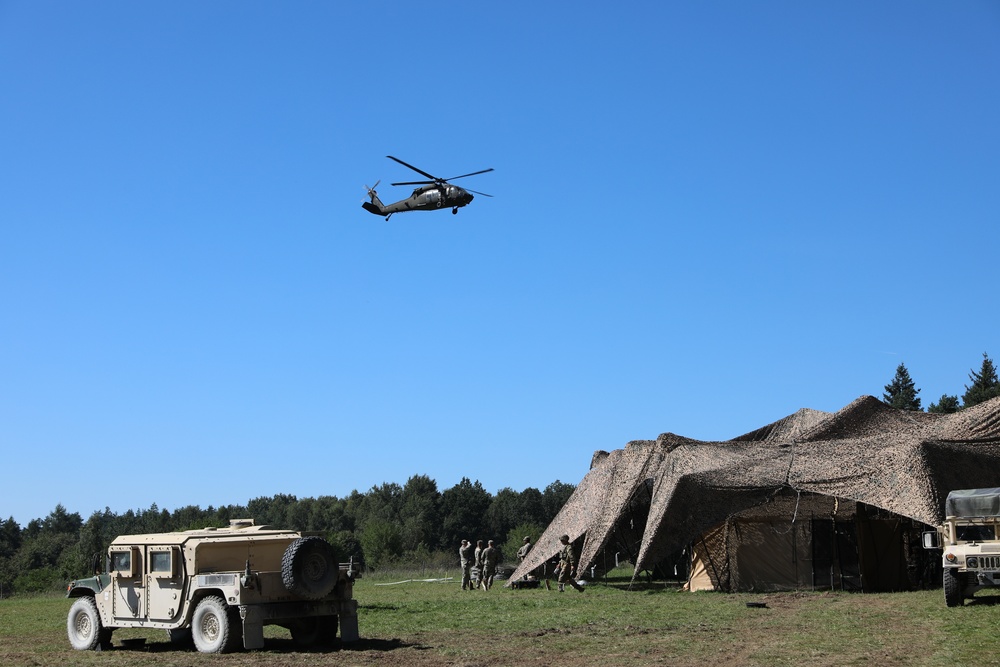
[
  {"left": 946, "top": 552, "right": 957, "bottom": 563},
  {"left": 967, "top": 557, "right": 979, "bottom": 568}
]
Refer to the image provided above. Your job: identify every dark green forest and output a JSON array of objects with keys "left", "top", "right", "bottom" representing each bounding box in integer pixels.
[{"left": 0, "top": 476, "right": 574, "bottom": 597}]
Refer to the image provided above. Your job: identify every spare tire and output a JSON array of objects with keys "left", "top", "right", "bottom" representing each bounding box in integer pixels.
[{"left": 281, "top": 537, "right": 337, "bottom": 600}]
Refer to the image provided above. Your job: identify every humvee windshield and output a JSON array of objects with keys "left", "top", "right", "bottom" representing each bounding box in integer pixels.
[{"left": 957, "top": 524, "right": 996, "bottom": 541}]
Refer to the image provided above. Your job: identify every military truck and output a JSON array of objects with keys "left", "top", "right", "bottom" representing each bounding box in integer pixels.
[
  {"left": 66, "top": 520, "right": 359, "bottom": 652},
  {"left": 923, "top": 488, "right": 1000, "bottom": 607}
]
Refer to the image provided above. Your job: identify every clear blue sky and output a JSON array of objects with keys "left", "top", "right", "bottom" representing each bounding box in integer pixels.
[{"left": 2, "top": 2, "right": 998, "bottom": 527}]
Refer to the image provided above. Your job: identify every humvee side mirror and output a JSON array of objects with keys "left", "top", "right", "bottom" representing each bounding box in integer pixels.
[{"left": 922, "top": 530, "right": 941, "bottom": 549}]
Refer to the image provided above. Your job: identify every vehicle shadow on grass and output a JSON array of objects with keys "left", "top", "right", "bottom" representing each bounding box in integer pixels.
[
  {"left": 110, "top": 637, "right": 418, "bottom": 654},
  {"left": 263, "top": 637, "right": 419, "bottom": 653},
  {"left": 967, "top": 595, "right": 1000, "bottom": 607},
  {"left": 596, "top": 575, "right": 686, "bottom": 592},
  {"left": 359, "top": 603, "right": 401, "bottom": 611}
]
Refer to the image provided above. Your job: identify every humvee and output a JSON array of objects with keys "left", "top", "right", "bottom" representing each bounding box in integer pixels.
[
  {"left": 66, "top": 520, "right": 359, "bottom": 652},
  {"left": 923, "top": 488, "right": 1000, "bottom": 607}
]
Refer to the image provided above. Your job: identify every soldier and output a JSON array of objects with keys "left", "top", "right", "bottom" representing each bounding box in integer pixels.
[
  {"left": 516, "top": 536, "right": 533, "bottom": 580},
  {"left": 481, "top": 540, "right": 499, "bottom": 590},
  {"left": 459, "top": 539, "right": 475, "bottom": 590},
  {"left": 557, "top": 534, "right": 584, "bottom": 592},
  {"left": 517, "top": 536, "right": 532, "bottom": 562},
  {"left": 474, "top": 539, "right": 485, "bottom": 589}
]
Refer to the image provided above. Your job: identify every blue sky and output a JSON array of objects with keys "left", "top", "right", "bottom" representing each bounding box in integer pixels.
[{"left": 2, "top": 1, "right": 998, "bottom": 527}]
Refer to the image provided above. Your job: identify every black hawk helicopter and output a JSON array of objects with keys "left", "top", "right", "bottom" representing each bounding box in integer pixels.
[{"left": 362, "top": 155, "right": 493, "bottom": 220}]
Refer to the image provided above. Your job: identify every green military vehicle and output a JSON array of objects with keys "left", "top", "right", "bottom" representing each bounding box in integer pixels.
[
  {"left": 923, "top": 488, "right": 1000, "bottom": 607},
  {"left": 66, "top": 519, "right": 359, "bottom": 652}
]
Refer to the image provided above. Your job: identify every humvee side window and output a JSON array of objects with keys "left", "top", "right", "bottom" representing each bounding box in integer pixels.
[
  {"left": 150, "top": 547, "right": 179, "bottom": 577},
  {"left": 151, "top": 551, "right": 171, "bottom": 573},
  {"left": 111, "top": 550, "right": 131, "bottom": 573}
]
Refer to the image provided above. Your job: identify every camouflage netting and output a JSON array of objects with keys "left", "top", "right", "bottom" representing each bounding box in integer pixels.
[{"left": 508, "top": 395, "right": 1000, "bottom": 586}]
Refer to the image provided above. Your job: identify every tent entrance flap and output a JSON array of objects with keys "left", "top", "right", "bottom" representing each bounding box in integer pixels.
[{"left": 811, "top": 519, "right": 861, "bottom": 591}]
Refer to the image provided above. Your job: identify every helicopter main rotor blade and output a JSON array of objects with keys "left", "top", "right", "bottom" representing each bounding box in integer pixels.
[
  {"left": 390, "top": 180, "right": 435, "bottom": 186},
  {"left": 465, "top": 188, "right": 493, "bottom": 198},
  {"left": 386, "top": 155, "right": 438, "bottom": 182},
  {"left": 445, "top": 168, "right": 494, "bottom": 181}
]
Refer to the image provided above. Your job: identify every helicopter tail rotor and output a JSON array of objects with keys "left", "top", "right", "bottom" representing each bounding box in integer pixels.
[{"left": 362, "top": 180, "right": 385, "bottom": 216}]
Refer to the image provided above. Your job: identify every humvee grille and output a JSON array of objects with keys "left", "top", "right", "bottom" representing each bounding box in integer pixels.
[{"left": 977, "top": 556, "right": 1000, "bottom": 570}]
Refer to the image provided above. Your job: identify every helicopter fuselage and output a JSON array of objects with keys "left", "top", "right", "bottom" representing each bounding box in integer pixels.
[{"left": 363, "top": 184, "right": 474, "bottom": 219}]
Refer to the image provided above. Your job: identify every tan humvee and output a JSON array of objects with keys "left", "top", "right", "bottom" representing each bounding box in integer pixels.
[
  {"left": 923, "top": 488, "right": 1000, "bottom": 607},
  {"left": 66, "top": 519, "right": 359, "bottom": 652}
]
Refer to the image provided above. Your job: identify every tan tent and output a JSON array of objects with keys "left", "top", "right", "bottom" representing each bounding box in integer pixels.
[
  {"left": 683, "top": 492, "right": 921, "bottom": 592},
  {"left": 508, "top": 395, "right": 1000, "bottom": 591}
]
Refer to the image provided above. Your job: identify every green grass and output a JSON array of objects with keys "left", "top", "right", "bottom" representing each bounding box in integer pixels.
[{"left": 6, "top": 572, "right": 1000, "bottom": 666}]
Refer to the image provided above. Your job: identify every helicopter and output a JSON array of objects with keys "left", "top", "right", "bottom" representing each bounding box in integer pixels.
[{"left": 362, "top": 155, "right": 493, "bottom": 220}]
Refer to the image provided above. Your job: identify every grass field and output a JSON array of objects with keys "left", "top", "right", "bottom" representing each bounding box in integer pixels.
[{"left": 4, "top": 570, "right": 1000, "bottom": 666}]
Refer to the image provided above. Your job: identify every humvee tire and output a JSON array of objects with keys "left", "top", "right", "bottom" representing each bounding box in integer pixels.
[
  {"left": 67, "top": 596, "right": 111, "bottom": 651},
  {"left": 191, "top": 596, "right": 241, "bottom": 653},
  {"left": 944, "top": 569, "right": 966, "bottom": 607},
  {"left": 282, "top": 537, "right": 338, "bottom": 600}
]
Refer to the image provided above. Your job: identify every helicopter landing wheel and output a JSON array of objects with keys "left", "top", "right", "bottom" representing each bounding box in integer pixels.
[{"left": 452, "top": 208, "right": 458, "bottom": 215}]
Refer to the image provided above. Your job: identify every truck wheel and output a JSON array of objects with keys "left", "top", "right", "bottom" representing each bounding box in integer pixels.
[
  {"left": 67, "top": 597, "right": 111, "bottom": 650},
  {"left": 944, "top": 569, "right": 966, "bottom": 607},
  {"left": 291, "top": 615, "right": 338, "bottom": 647},
  {"left": 191, "top": 596, "right": 240, "bottom": 653},
  {"left": 282, "top": 537, "right": 337, "bottom": 600}
]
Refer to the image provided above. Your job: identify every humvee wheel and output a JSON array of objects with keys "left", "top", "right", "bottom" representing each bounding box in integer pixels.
[
  {"left": 944, "top": 569, "right": 966, "bottom": 607},
  {"left": 191, "top": 596, "right": 240, "bottom": 653},
  {"left": 67, "top": 597, "right": 111, "bottom": 650},
  {"left": 282, "top": 537, "right": 337, "bottom": 600}
]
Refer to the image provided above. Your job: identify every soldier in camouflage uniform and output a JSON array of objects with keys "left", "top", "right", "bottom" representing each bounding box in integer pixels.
[
  {"left": 459, "top": 539, "right": 475, "bottom": 590},
  {"left": 516, "top": 536, "right": 533, "bottom": 581},
  {"left": 557, "top": 534, "right": 584, "bottom": 592},
  {"left": 481, "top": 540, "right": 499, "bottom": 590},
  {"left": 473, "top": 539, "right": 485, "bottom": 589},
  {"left": 516, "top": 536, "right": 532, "bottom": 563}
]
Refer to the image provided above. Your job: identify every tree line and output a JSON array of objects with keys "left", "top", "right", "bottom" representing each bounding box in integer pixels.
[
  {"left": 882, "top": 352, "right": 1000, "bottom": 413},
  {"left": 0, "top": 476, "right": 575, "bottom": 596},
  {"left": 6, "top": 353, "right": 993, "bottom": 597}
]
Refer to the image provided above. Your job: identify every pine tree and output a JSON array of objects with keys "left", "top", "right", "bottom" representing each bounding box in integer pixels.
[
  {"left": 963, "top": 352, "right": 1000, "bottom": 408},
  {"left": 928, "top": 394, "right": 960, "bottom": 414},
  {"left": 883, "top": 362, "right": 922, "bottom": 411}
]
